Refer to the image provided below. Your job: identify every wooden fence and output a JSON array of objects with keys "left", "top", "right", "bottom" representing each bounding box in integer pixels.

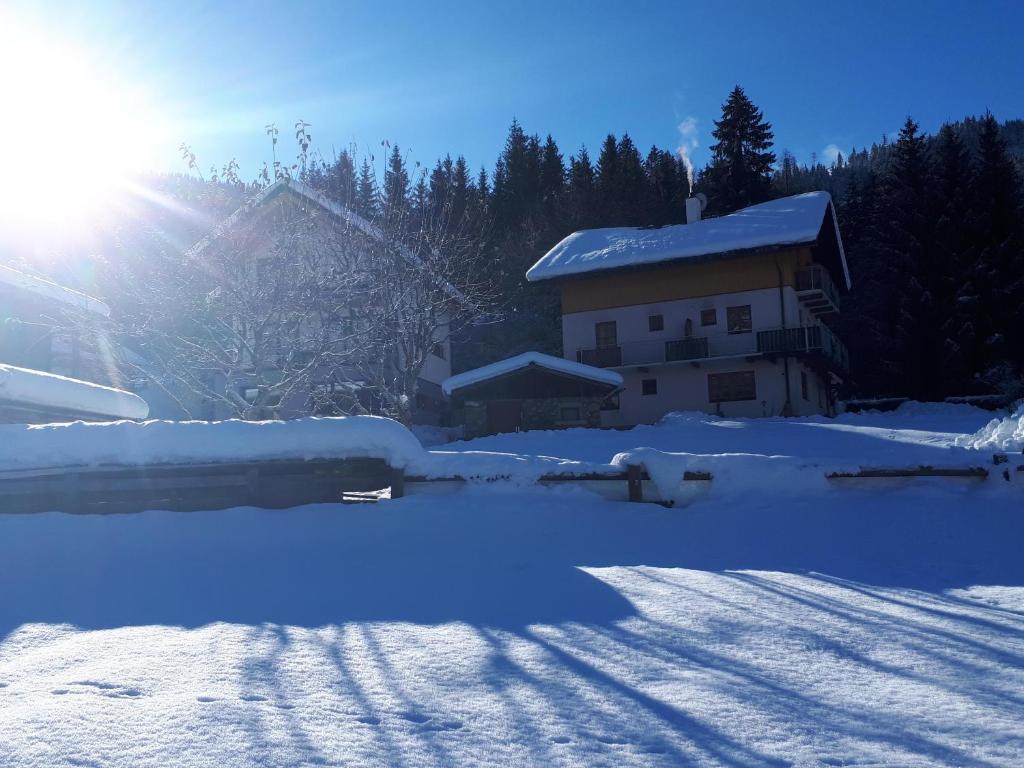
[{"left": 0, "top": 453, "right": 1015, "bottom": 515}]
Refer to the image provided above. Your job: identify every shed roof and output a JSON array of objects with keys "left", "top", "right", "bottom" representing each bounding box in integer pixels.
[
  {"left": 526, "top": 191, "right": 851, "bottom": 288},
  {"left": 0, "top": 363, "right": 149, "bottom": 421},
  {"left": 442, "top": 351, "right": 623, "bottom": 397},
  {"left": 0, "top": 263, "right": 110, "bottom": 317}
]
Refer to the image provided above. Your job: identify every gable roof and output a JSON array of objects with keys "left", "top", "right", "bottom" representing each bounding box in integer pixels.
[
  {"left": 442, "top": 351, "right": 623, "bottom": 397},
  {"left": 0, "top": 263, "right": 110, "bottom": 317},
  {"left": 184, "top": 177, "right": 468, "bottom": 305},
  {"left": 526, "top": 191, "right": 851, "bottom": 289}
]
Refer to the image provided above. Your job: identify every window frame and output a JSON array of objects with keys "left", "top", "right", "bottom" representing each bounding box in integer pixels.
[
  {"left": 726, "top": 305, "right": 753, "bottom": 335},
  {"left": 595, "top": 320, "right": 618, "bottom": 348},
  {"left": 707, "top": 370, "right": 757, "bottom": 403}
]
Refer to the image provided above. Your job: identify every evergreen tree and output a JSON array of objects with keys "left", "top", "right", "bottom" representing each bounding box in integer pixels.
[
  {"left": 354, "top": 158, "right": 378, "bottom": 220},
  {"left": 383, "top": 144, "right": 410, "bottom": 219},
  {"left": 931, "top": 124, "right": 977, "bottom": 389},
  {"left": 879, "top": 118, "right": 945, "bottom": 399},
  {"left": 699, "top": 85, "right": 776, "bottom": 214},
  {"left": 567, "top": 147, "right": 597, "bottom": 230},
  {"left": 972, "top": 112, "right": 1024, "bottom": 387},
  {"left": 539, "top": 135, "right": 566, "bottom": 224}
]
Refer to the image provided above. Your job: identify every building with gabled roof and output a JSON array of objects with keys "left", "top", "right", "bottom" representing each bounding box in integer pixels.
[{"left": 527, "top": 192, "right": 851, "bottom": 425}]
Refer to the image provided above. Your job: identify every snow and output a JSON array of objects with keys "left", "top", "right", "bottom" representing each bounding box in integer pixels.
[
  {"left": 0, "top": 415, "right": 424, "bottom": 472},
  {"left": 526, "top": 191, "right": 851, "bottom": 286},
  {"left": 1, "top": 402, "right": 1022, "bottom": 766},
  {"left": 442, "top": 351, "right": 624, "bottom": 397},
  {"left": 0, "top": 262, "right": 110, "bottom": 317},
  {"left": 0, "top": 364, "right": 149, "bottom": 421},
  {"left": 955, "top": 402, "right": 1024, "bottom": 452}
]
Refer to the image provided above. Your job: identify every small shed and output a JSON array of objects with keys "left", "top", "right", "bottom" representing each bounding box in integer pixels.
[{"left": 443, "top": 352, "right": 623, "bottom": 437}]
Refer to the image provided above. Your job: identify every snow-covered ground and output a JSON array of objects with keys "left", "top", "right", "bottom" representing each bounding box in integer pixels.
[{"left": 1, "top": 404, "right": 1022, "bottom": 766}]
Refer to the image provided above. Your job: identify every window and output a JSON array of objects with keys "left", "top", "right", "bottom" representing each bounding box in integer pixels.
[
  {"left": 559, "top": 406, "right": 582, "bottom": 422},
  {"left": 708, "top": 371, "right": 756, "bottom": 402},
  {"left": 801, "top": 371, "right": 809, "bottom": 400},
  {"left": 701, "top": 308, "right": 717, "bottom": 326},
  {"left": 642, "top": 378, "right": 658, "bottom": 396},
  {"left": 431, "top": 342, "right": 446, "bottom": 360},
  {"left": 601, "top": 393, "right": 620, "bottom": 411},
  {"left": 727, "top": 305, "right": 752, "bottom": 334},
  {"left": 648, "top": 314, "right": 664, "bottom": 332},
  {"left": 595, "top": 321, "right": 617, "bottom": 348}
]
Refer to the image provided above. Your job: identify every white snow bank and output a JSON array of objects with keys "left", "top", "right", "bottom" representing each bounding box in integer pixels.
[
  {"left": 613, "top": 448, "right": 830, "bottom": 505},
  {"left": 526, "top": 191, "right": 849, "bottom": 285},
  {"left": 442, "top": 351, "right": 622, "bottom": 396},
  {"left": 0, "top": 364, "right": 149, "bottom": 421},
  {"left": 0, "top": 415, "right": 427, "bottom": 472},
  {"left": 955, "top": 403, "right": 1024, "bottom": 451},
  {"left": 0, "top": 263, "right": 110, "bottom": 316}
]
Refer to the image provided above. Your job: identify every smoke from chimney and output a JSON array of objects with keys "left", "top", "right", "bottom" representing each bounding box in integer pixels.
[{"left": 676, "top": 116, "right": 699, "bottom": 195}]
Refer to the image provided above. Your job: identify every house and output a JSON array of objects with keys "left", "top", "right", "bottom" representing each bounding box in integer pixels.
[
  {"left": 442, "top": 351, "right": 623, "bottom": 437},
  {"left": 525, "top": 191, "right": 851, "bottom": 425},
  {"left": 0, "top": 263, "right": 148, "bottom": 422},
  {"left": 156, "top": 178, "right": 457, "bottom": 423}
]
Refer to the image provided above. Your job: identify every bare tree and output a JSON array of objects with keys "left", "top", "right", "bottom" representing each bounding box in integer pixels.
[{"left": 100, "top": 146, "right": 493, "bottom": 423}]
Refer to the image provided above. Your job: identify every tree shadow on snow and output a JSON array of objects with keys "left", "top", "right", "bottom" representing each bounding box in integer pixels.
[{"left": 0, "top": 483, "right": 1021, "bottom": 637}]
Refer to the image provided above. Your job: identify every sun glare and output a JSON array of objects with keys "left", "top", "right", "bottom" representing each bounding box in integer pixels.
[{"left": 0, "top": 12, "right": 169, "bottom": 235}]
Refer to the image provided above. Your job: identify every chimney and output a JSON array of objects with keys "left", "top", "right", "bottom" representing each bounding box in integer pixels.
[{"left": 685, "top": 196, "right": 702, "bottom": 224}]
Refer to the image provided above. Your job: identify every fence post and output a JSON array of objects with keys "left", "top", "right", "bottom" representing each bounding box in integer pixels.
[
  {"left": 627, "top": 464, "right": 643, "bottom": 503},
  {"left": 390, "top": 466, "right": 405, "bottom": 499}
]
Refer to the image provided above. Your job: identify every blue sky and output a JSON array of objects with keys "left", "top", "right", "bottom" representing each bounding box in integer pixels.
[{"left": 11, "top": 0, "right": 1024, "bottom": 181}]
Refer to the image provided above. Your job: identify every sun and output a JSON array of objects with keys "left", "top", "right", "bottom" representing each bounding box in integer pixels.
[{"left": 0, "top": 11, "right": 169, "bottom": 236}]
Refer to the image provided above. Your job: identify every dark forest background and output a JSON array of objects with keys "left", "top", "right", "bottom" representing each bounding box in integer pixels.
[{"left": 100, "top": 87, "right": 1024, "bottom": 403}]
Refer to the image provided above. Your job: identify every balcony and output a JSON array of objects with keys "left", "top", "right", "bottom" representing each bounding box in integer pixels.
[
  {"left": 757, "top": 325, "right": 849, "bottom": 372},
  {"left": 795, "top": 265, "right": 840, "bottom": 315},
  {"left": 576, "top": 345, "right": 622, "bottom": 368},
  {"left": 576, "top": 323, "right": 849, "bottom": 374}
]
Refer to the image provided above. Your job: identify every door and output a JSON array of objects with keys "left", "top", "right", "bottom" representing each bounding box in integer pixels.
[{"left": 486, "top": 400, "right": 522, "bottom": 435}]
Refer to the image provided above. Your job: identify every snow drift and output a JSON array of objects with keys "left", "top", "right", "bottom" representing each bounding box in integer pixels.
[{"left": 955, "top": 402, "right": 1024, "bottom": 452}]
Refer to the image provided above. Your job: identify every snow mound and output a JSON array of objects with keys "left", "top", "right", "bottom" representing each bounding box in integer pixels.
[
  {"left": 612, "top": 448, "right": 830, "bottom": 505},
  {"left": 0, "top": 415, "right": 427, "bottom": 472},
  {"left": 955, "top": 403, "right": 1024, "bottom": 451},
  {"left": 0, "top": 363, "right": 149, "bottom": 421}
]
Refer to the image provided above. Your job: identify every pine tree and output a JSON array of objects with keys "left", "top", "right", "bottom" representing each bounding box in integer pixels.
[
  {"left": 881, "top": 118, "right": 945, "bottom": 399},
  {"left": 567, "top": 147, "right": 597, "bottom": 230},
  {"left": 539, "top": 135, "right": 565, "bottom": 224},
  {"left": 972, "top": 112, "right": 1024, "bottom": 387},
  {"left": 699, "top": 85, "right": 776, "bottom": 214},
  {"left": 931, "top": 124, "right": 977, "bottom": 390},
  {"left": 383, "top": 144, "right": 410, "bottom": 220},
  {"left": 355, "top": 158, "right": 378, "bottom": 220}
]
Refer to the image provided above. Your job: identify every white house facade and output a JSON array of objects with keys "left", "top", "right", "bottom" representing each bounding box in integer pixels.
[{"left": 527, "top": 192, "right": 851, "bottom": 426}]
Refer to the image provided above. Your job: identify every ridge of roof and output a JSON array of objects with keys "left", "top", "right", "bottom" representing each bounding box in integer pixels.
[{"left": 526, "top": 191, "right": 849, "bottom": 287}]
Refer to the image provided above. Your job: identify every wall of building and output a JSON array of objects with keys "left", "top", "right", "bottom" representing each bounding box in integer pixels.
[
  {"left": 559, "top": 248, "right": 812, "bottom": 314},
  {"left": 600, "top": 357, "right": 833, "bottom": 426},
  {"left": 461, "top": 396, "right": 603, "bottom": 438},
  {"left": 562, "top": 286, "right": 801, "bottom": 362}
]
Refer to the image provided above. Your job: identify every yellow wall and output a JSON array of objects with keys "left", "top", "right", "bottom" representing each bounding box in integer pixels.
[{"left": 560, "top": 247, "right": 814, "bottom": 313}]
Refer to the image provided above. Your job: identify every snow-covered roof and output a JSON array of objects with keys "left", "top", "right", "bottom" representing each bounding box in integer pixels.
[
  {"left": 526, "top": 191, "right": 851, "bottom": 288},
  {"left": 0, "top": 364, "right": 149, "bottom": 421},
  {"left": 184, "top": 178, "right": 468, "bottom": 306},
  {"left": 0, "top": 263, "right": 110, "bottom": 317},
  {"left": 442, "top": 352, "right": 624, "bottom": 397}
]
